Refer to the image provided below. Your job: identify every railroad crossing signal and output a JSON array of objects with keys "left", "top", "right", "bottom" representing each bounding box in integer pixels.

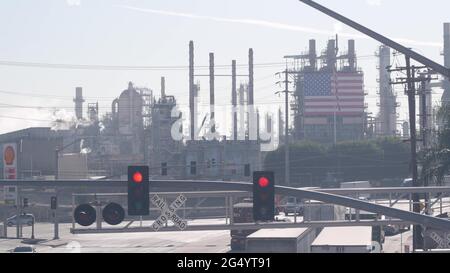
[
  {"left": 429, "top": 231, "right": 450, "bottom": 249},
  {"left": 151, "top": 194, "right": 187, "bottom": 231},
  {"left": 51, "top": 196, "right": 57, "bottom": 210},
  {"left": 102, "top": 202, "right": 125, "bottom": 226},
  {"left": 252, "top": 171, "right": 275, "bottom": 221},
  {"left": 128, "top": 166, "right": 150, "bottom": 216},
  {"left": 74, "top": 204, "right": 96, "bottom": 226}
]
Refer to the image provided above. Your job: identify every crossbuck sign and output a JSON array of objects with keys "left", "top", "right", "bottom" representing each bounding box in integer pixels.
[
  {"left": 151, "top": 194, "right": 187, "bottom": 231},
  {"left": 429, "top": 231, "right": 450, "bottom": 249}
]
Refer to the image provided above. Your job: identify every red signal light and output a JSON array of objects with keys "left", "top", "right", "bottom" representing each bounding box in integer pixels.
[
  {"left": 258, "top": 177, "right": 270, "bottom": 188},
  {"left": 133, "top": 172, "right": 143, "bottom": 183}
]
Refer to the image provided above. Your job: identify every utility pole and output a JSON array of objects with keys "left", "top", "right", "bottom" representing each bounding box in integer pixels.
[
  {"left": 406, "top": 60, "right": 422, "bottom": 252},
  {"left": 16, "top": 188, "right": 21, "bottom": 238},
  {"left": 389, "top": 60, "right": 427, "bottom": 251},
  {"left": 276, "top": 65, "right": 293, "bottom": 186},
  {"left": 418, "top": 71, "right": 437, "bottom": 216}
]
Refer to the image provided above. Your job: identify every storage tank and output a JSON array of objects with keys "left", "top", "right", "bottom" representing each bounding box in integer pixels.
[
  {"left": 57, "top": 153, "right": 88, "bottom": 180},
  {"left": 118, "top": 82, "right": 144, "bottom": 135}
]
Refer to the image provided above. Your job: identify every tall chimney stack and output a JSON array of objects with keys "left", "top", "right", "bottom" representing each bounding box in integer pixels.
[
  {"left": 248, "top": 48, "right": 254, "bottom": 105},
  {"left": 232, "top": 60, "right": 237, "bottom": 140},
  {"left": 248, "top": 48, "right": 256, "bottom": 140},
  {"left": 348, "top": 40, "right": 356, "bottom": 71},
  {"left": 443, "top": 23, "right": 450, "bottom": 104},
  {"left": 209, "top": 52, "right": 215, "bottom": 133},
  {"left": 309, "top": 39, "right": 317, "bottom": 71},
  {"left": 74, "top": 87, "right": 84, "bottom": 120},
  {"left": 189, "top": 41, "right": 195, "bottom": 140},
  {"left": 161, "top": 77, "right": 166, "bottom": 99},
  {"left": 326, "top": 39, "right": 336, "bottom": 71}
]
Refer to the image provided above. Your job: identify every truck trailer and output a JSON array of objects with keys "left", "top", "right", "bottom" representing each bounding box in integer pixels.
[
  {"left": 310, "top": 226, "right": 380, "bottom": 253},
  {"left": 246, "top": 228, "right": 316, "bottom": 253}
]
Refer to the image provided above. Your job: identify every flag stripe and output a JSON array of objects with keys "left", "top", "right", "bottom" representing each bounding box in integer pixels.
[{"left": 303, "top": 72, "right": 365, "bottom": 117}]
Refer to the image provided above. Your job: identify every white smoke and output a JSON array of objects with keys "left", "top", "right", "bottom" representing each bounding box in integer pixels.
[
  {"left": 98, "top": 121, "right": 106, "bottom": 132},
  {"left": 366, "top": 0, "right": 382, "bottom": 6},
  {"left": 50, "top": 109, "right": 77, "bottom": 131},
  {"left": 66, "top": 0, "right": 81, "bottom": 7},
  {"left": 74, "top": 118, "right": 95, "bottom": 129},
  {"left": 80, "top": 147, "right": 92, "bottom": 154},
  {"left": 79, "top": 139, "right": 92, "bottom": 154},
  {"left": 50, "top": 109, "right": 98, "bottom": 131}
]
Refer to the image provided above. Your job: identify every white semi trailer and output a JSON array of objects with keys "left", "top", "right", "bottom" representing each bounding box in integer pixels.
[
  {"left": 311, "top": 226, "right": 380, "bottom": 253},
  {"left": 340, "top": 181, "right": 371, "bottom": 199},
  {"left": 246, "top": 228, "right": 316, "bottom": 253}
]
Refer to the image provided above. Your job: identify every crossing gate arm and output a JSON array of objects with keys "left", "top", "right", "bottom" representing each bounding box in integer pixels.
[
  {"left": 71, "top": 220, "right": 412, "bottom": 234},
  {"left": 149, "top": 180, "right": 450, "bottom": 231},
  {"left": 298, "top": 0, "right": 450, "bottom": 78},
  {"left": 2, "top": 179, "right": 450, "bottom": 231}
]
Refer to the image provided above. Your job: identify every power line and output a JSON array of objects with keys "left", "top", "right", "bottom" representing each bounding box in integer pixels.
[
  {"left": 0, "top": 55, "right": 378, "bottom": 71},
  {"left": 0, "top": 115, "right": 54, "bottom": 122},
  {"left": 0, "top": 60, "right": 286, "bottom": 71}
]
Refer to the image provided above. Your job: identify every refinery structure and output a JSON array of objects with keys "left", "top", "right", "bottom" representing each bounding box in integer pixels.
[
  {"left": 0, "top": 42, "right": 265, "bottom": 181},
  {"left": 286, "top": 38, "right": 368, "bottom": 143},
  {"left": 1, "top": 21, "right": 450, "bottom": 181}
]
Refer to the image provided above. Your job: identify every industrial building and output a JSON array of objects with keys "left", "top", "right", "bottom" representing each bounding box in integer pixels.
[
  {"left": 0, "top": 41, "right": 266, "bottom": 181},
  {"left": 286, "top": 39, "right": 367, "bottom": 144},
  {"left": 0, "top": 128, "right": 73, "bottom": 179},
  {"left": 179, "top": 42, "right": 262, "bottom": 181}
]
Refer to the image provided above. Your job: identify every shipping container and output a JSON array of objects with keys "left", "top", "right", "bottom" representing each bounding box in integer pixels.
[
  {"left": 246, "top": 228, "right": 316, "bottom": 253},
  {"left": 311, "top": 226, "right": 379, "bottom": 253},
  {"left": 340, "top": 181, "right": 371, "bottom": 199}
]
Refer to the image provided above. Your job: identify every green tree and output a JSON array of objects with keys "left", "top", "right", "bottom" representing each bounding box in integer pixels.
[
  {"left": 264, "top": 138, "right": 411, "bottom": 187},
  {"left": 420, "top": 105, "right": 450, "bottom": 185},
  {"left": 328, "top": 141, "right": 384, "bottom": 182},
  {"left": 263, "top": 141, "right": 327, "bottom": 187},
  {"left": 375, "top": 137, "right": 411, "bottom": 179}
]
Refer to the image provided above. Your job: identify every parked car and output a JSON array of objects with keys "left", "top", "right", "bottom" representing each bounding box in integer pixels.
[
  {"left": 383, "top": 225, "right": 400, "bottom": 236},
  {"left": 401, "top": 178, "right": 427, "bottom": 199},
  {"left": 11, "top": 246, "right": 36, "bottom": 253},
  {"left": 6, "top": 214, "right": 34, "bottom": 227},
  {"left": 283, "top": 197, "right": 303, "bottom": 216}
]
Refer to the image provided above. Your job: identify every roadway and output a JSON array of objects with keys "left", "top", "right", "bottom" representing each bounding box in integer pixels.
[
  {"left": 0, "top": 216, "right": 410, "bottom": 253},
  {"left": 0, "top": 220, "right": 232, "bottom": 253}
]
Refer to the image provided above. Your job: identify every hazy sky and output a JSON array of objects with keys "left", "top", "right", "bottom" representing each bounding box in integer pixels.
[{"left": 0, "top": 0, "right": 448, "bottom": 134}]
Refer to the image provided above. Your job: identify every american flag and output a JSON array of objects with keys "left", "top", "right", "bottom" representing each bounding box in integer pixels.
[{"left": 303, "top": 72, "right": 365, "bottom": 117}]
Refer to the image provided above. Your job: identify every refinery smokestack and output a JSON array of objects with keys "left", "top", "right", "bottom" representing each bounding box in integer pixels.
[
  {"left": 248, "top": 48, "right": 256, "bottom": 140},
  {"left": 326, "top": 39, "right": 336, "bottom": 71},
  {"left": 209, "top": 52, "right": 215, "bottom": 133},
  {"left": 309, "top": 39, "right": 317, "bottom": 71},
  {"left": 348, "top": 40, "right": 356, "bottom": 71},
  {"left": 443, "top": 23, "right": 450, "bottom": 104},
  {"left": 248, "top": 48, "right": 254, "bottom": 105},
  {"left": 74, "top": 87, "right": 84, "bottom": 120},
  {"left": 232, "top": 60, "right": 237, "bottom": 140},
  {"left": 161, "top": 77, "right": 166, "bottom": 99},
  {"left": 189, "top": 41, "right": 195, "bottom": 140}
]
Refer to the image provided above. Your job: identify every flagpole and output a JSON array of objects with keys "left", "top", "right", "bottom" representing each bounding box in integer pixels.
[{"left": 334, "top": 111, "right": 337, "bottom": 145}]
